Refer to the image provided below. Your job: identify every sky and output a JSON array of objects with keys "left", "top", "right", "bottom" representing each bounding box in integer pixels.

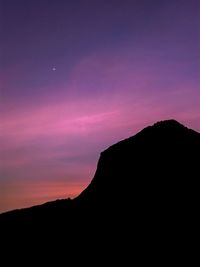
[{"left": 0, "top": 0, "right": 199, "bottom": 213}]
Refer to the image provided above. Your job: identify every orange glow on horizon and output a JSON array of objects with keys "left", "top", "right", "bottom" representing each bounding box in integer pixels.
[{"left": 0, "top": 180, "right": 86, "bottom": 213}]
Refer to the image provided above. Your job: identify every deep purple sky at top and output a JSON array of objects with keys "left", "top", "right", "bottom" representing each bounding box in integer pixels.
[{"left": 0, "top": 0, "right": 199, "bottom": 212}]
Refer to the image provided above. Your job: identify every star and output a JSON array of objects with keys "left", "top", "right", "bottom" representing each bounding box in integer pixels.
[{"left": 52, "top": 67, "right": 56, "bottom": 71}]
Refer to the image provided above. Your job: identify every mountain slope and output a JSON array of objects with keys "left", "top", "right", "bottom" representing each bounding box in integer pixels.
[
  {"left": 1, "top": 119, "right": 199, "bottom": 263},
  {"left": 0, "top": 119, "right": 199, "bottom": 227},
  {"left": 75, "top": 119, "right": 199, "bottom": 210}
]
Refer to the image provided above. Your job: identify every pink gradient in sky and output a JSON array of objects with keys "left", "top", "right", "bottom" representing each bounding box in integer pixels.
[{"left": 0, "top": 0, "right": 199, "bottom": 212}]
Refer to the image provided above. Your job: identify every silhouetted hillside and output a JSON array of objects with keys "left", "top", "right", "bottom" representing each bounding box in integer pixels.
[
  {"left": 0, "top": 119, "right": 199, "bottom": 258},
  {"left": 76, "top": 119, "right": 200, "bottom": 211},
  {"left": 1, "top": 119, "right": 199, "bottom": 220}
]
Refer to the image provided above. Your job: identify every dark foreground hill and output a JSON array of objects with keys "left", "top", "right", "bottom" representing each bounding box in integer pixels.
[{"left": 0, "top": 120, "right": 199, "bottom": 261}]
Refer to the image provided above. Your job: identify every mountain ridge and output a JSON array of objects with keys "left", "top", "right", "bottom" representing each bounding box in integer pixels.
[
  {"left": 0, "top": 119, "right": 199, "bottom": 262},
  {"left": 0, "top": 119, "right": 200, "bottom": 220}
]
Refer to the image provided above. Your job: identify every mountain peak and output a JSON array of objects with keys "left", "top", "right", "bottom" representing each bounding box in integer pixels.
[
  {"left": 77, "top": 119, "right": 200, "bottom": 205},
  {"left": 0, "top": 119, "right": 199, "bottom": 263},
  {"left": 152, "top": 119, "right": 185, "bottom": 129},
  {"left": 1, "top": 119, "right": 200, "bottom": 231}
]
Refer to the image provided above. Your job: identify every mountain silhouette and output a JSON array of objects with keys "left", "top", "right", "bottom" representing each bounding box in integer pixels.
[
  {"left": 76, "top": 119, "right": 199, "bottom": 209},
  {"left": 0, "top": 119, "right": 199, "bottom": 260}
]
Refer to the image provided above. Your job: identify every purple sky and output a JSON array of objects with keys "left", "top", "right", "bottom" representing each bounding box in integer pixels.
[{"left": 0, "top": 0, "right": 199, "bottom": 212}]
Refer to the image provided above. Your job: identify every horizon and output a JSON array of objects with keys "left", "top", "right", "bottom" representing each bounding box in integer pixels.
[{"left": 0, "top": 0, "right": 199, "bottom": 213}]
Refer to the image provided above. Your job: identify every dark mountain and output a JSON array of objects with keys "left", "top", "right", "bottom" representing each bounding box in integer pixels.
[
  {"left": 1, "top": 119, "right": 199, "bottom": 220},
  {"left": 76, "top": 119, "right": 199, "bottom": 209},
  {"left": 0, "top": 119, "right": 199, "bottom": 261}
]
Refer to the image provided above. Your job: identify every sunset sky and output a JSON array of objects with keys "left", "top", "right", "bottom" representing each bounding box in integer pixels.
[{"left": 0, "top": 0, "right": 199, "bottom": 212}]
